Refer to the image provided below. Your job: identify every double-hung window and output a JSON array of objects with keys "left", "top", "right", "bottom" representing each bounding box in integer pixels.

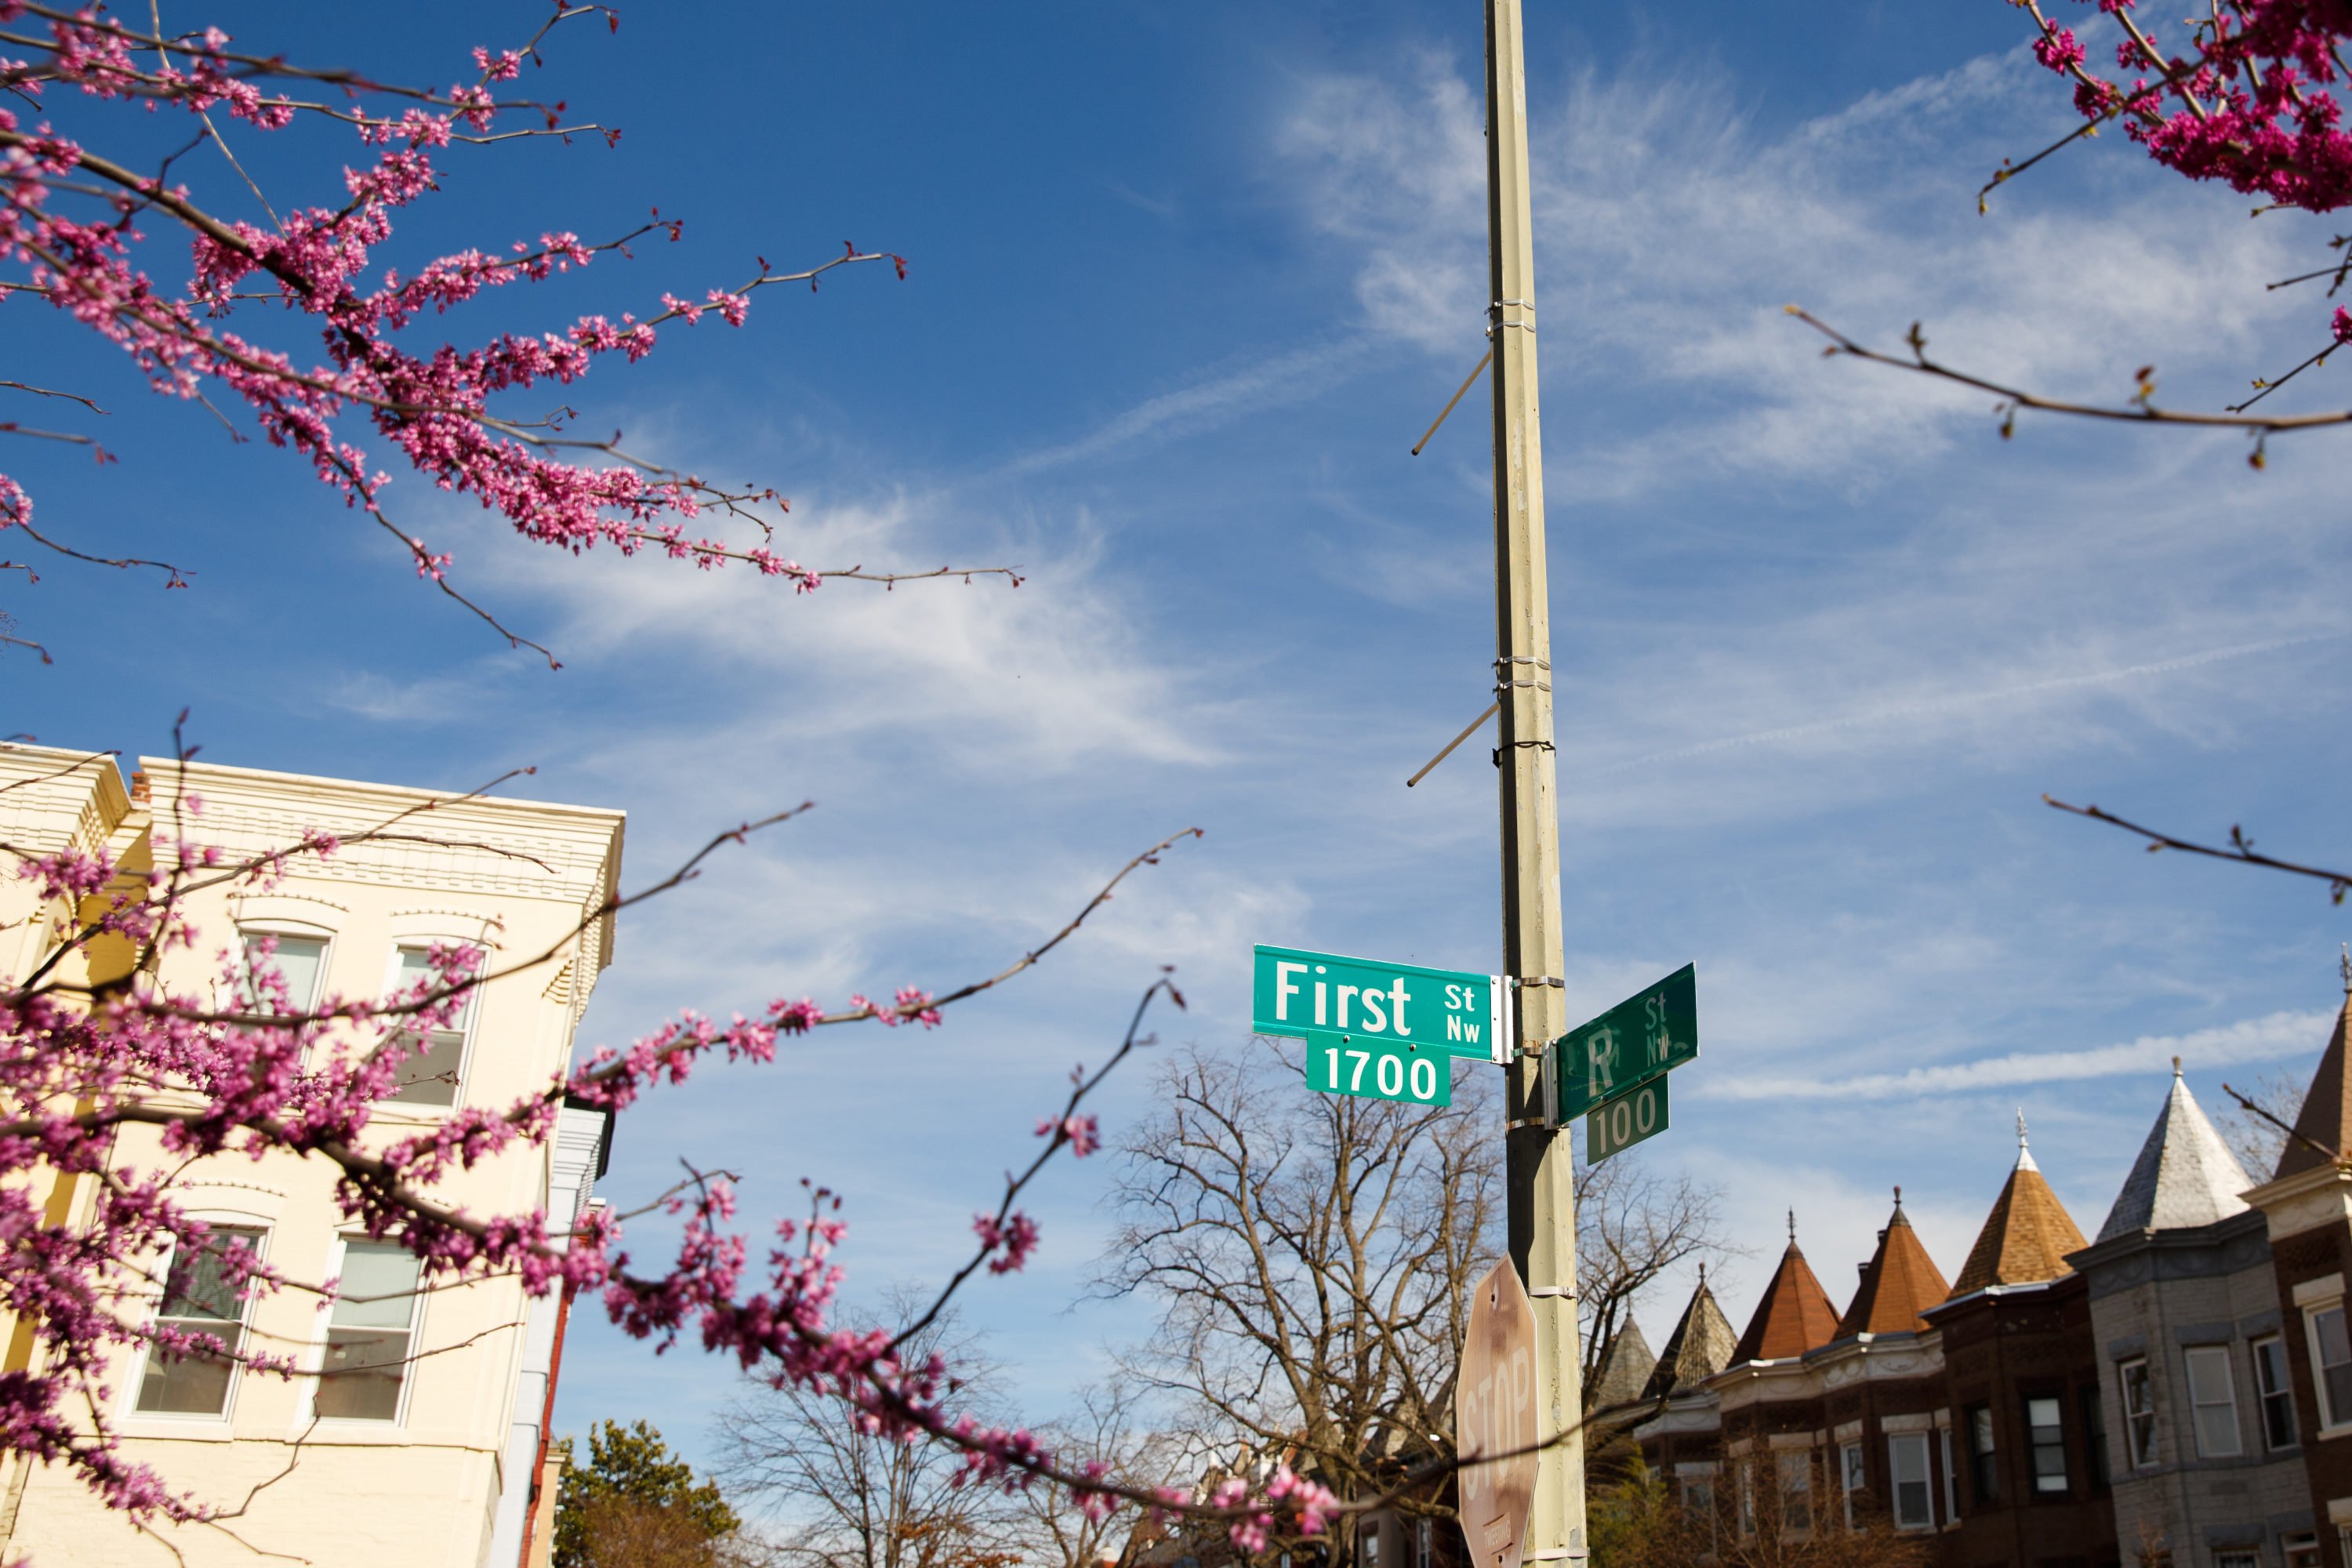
[
  {"left": 1777, "top": 1451, "right": 1811, "bottom": 1535},
  {"left": 2253, "top": 1334, "right": 2299, "bottom": 1450},
  {"left": 1839, "top": 1442, "right": 1864, "bottom": 1528},
  {"left": 2182, "top": 1345, "right": 2242, "bottom": 1457},
  {"left": 377, "top": 945, "right": 478, "bottom": 1106},
  {"left": 134, "top": 1225, "right": 264, "bottom": 1417},
  {"left": 314, "top": 1240, "right": 423, "bottom": 1421},
  {"left": 1939, "top": 1425, "right": 1959, "bottom": 1520},
  {"left": 1968, "top": 1403, "right": 1998, "bottom": 1501},
  {"left": 1887, "top": 1433, "right": 1933, "bottom": 1531},
  {"left": 2120, "top": 1359, "right": 2159, "bottom": 1467},
  {"left": 2308, "top": 1302, "right": 2352, "bottom": 1431},
  {"left": 237, "top": 930, "right": 326, "bottom": 1015},
  {"left": 2025, "top": 1396, "right": 2069, "bottom": 1492}
]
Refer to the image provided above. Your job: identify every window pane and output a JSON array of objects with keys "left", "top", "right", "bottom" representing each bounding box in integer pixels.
[
  {"left": 2256, "top": 1337, "right": 2299, "bottom": 1450},
  {"left": 318, "top": 1242, "right": 419, "bottom": 1422},
  {"left": 134, "top": 1227, "right": 262, "bottom": 1417},
  {"left": 2186, "top": 1346, "right": 2242, "bottom": 1457},
  {"left": 2122, "top": 1360, "right": 2158, "bottom": 1465},
  {"left": 241, "top": 935, "right": 325, "bottom": 1014},
  {"left": 379, "top": 1029, "right": 464, "bottom": 1105},
  {"left": 395, "top": 946, "right": 476, "bottom": 1029},
  {"left": 332, "top": 1242, "right": 420, "bottom": 1328},
  {"left": 1888, "top": 1435, "right": 1930, "bottom": 1529}
]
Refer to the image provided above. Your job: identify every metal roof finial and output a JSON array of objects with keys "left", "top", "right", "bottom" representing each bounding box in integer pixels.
[
  {"left": 1787, "top": 1208, "right": 1797, "bottom": 1247},
  {"left": 2340, "top": 942, "right": 2350, "bottom": 994}
]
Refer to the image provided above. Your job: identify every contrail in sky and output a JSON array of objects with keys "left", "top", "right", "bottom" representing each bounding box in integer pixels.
[
  {"left": 997, "top": 335, "right": 1375, "bottom": 477},
  {"left": 1585, "top": 630, "right": 2343, "bottom": 778},
  {"left": 1704, "top": 1010, "right": 2331, "bottom": 1102}
]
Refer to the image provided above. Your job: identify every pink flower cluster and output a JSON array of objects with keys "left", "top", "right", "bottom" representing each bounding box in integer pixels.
[
  {"left": 2027, "top": 0, "right": 2352, "bottom": 214},
  {"left": 0, "top": 3, "right": 901, "bottom": 642}
]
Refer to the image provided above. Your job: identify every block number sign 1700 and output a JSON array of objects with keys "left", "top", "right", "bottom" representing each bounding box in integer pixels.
[{"left": 1307, "top": 1036, "right": 1449, "bottom": 1105}]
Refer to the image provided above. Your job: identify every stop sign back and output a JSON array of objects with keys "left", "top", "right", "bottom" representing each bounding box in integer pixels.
[{"left": 1454, "top": 1259, "right": 1540, "bottom": 1568}]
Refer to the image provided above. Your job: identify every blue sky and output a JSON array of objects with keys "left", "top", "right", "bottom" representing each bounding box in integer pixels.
[{"left": 9, "top": 0, "right": 2352, "bottom": 1492}]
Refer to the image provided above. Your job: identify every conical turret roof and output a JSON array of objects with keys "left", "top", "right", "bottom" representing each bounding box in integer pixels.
[
  {"left": 2097, "top": 1063, "right": 2252, "bottom": 1240},
  {"left": 1730, "top": 1218, "right": 1843, "bottom": 1363},
  {"left": 1588, "top": 1319, "right": 1657, "bottom": 1410},
  {"left": 1951, "top": 1112, "right": 2089, "bottom": 1295},
  {"left": 1641, "top": 1267, "right": 1740, "bottom": 1401},
  {"left": 1836, "top": 1190, "right": 1950, "bottom": 1337},
  {"left": 2275, "top": 982, "right": 2352, "bottom": 1180}
]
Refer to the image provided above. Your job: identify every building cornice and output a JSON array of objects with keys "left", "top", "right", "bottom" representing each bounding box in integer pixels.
[{"left": 2245, "top": 1160, "right": 2352, "bottom": 1243}]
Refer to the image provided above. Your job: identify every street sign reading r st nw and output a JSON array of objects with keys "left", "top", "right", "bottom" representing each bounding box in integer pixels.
[{"left": 1552, "top": 963, "right": 1697, "bottom": 1123}]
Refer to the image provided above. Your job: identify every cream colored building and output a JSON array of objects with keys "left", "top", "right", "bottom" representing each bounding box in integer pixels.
[{"left": 0, "top": 743, "right": 626, "bottom": 1566}]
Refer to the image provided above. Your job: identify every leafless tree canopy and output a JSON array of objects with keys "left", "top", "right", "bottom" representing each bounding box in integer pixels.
[
  {"left": 2216, "top": 1067, "right": 2307, "bottom": 1182},
  {"left": 1099, "top": 1038, "right": 1728, "bottom": 1543},
  {"left": 1101, "top": 1040, "right": 1497, "bottom": 1541},
  {"left": 1012, "top": 1381, "right": 1179, "bottom": 1568},
  {"left": 1574, "top": 1156, "right": 1727, "bottom": 1408},
  {"left": 714, "top": 1309, "right": 1024, "bottom": 1568}
]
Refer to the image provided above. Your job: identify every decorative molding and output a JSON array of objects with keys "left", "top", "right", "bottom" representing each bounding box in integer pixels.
[
  {"left": 2294, "top": 1273, "right": 2346, "bottom": 1308},
  {"left": 1881, "top": 1413, "right": 1937, "bottom": 1434},
  {"left": 1832, "top": 1420, "right": 1862, "bottom": 1443}
]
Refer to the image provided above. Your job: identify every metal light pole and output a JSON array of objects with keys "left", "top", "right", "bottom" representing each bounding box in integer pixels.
[{"left": 1485, "top": 0, "right": 1585, "bottom": 1560}]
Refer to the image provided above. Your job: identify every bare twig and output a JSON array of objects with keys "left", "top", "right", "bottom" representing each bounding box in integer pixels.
[{"left": 2044, "top": 794, "right": 2352, "bottom": 903}]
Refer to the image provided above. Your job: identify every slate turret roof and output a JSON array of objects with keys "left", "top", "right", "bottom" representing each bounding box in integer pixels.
[
  {"left": 1588, "top": 1319, "right": 1657, "bottom": 1410},
  {"left": 1835, "top": 1190, "right": 1950, "bottom": 1337},
  {"left": 1640, "top": 1267, "right": 1740, "bottom": 1401},
  {"left": 1730, "top": 1218, "right": 1844, "bottom": 1363},
  {"left": 2096, "top": 1062, "right": 2252, "bottom": 1241},
  {"left": 2275, "top": 975, "right": 2352, "bottom": 1180},
  {"left": 1950, "top": 1112, "right": 2089, "bottom": 1295}
]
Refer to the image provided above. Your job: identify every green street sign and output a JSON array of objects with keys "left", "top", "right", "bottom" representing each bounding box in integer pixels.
[
  {"left": 1304, "top": 1034, "right": 1453, "bottom": 1105},
  {"left": 1553, "top": 964, "right": 1697, "bottom": 1123},
  {"left": 1584, "top": 1074, "right": 1669, "bottom": 1165},
  {"left": 1253, "top": 945, "right": 1508, "bottom": 1064}
]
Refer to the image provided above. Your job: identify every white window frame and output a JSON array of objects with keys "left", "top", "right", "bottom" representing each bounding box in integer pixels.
[
  {"left": 1839, "top": 1441, "right": 1864, "bottom": 1529},
  {"left": 2254, "top": 1334, "right": 2302, "bottom": 1453},
  {"left": 1939, "top": 1424, "right": 1958, "bottom": 1525},
  {"left": 376, "top": 939, "right": 487, "bottom": 1109},
  {"left": 234, "top": 920, "right": 333, "bottom": 1016},
  {"left": 2121, "top": 1357, "right": 2161, "bottom": 1467},
  {"left": 123, "top": 1217, "right": 270, "bottom": 1425},
  {"left": 2183, "top": 1345, "right": 2244, "bottom": 1458},
  {"left": 305, "top": 1232, "right": 428, "bottom": 1428},
  {"left": 2306, "top": 1295, "right": 2352, "bottom": 1437},
  {"left": 1887, "top": 1432, "right": 1933, "bottom": 1533}
]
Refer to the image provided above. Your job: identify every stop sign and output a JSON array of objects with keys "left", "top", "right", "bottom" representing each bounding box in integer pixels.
[{"left": 1454, "top": 1259, "right": 1540, "bottom": 1568}]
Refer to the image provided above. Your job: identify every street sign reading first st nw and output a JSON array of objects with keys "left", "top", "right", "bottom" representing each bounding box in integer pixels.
[
  {"left": 1253, "top": 946, "right": 1512, "bottom": 1105},
  {"left": 1553, "top": 962, "right": 1697, "bottom": 1123}
]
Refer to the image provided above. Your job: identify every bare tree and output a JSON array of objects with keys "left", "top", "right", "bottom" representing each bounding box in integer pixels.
[
  {"left": 1589, "top": 1454, "right": 1929, "bottom": 1568},
  {"left": 1101, "top": 1038, "right": 1728, "bottom": 1557},
  {"left": 1575, "top": 1158, "right": 1728, "bottom": 1411},
  {"left": 1100, "top": 1040, "right": 1497, "bottom": 1560},
  {"left": 1012, "top": 1381, "right": 1178, "bottom": 1568},
  {"left": 715, "top": 1306, "right": 1022, "bottom": 1568},
  {"left": 2216, "top": 1068, "right": 2309, "bottom": 1184}
]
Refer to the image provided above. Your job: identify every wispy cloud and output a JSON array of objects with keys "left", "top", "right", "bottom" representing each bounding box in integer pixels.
[
  {"left": 1588, "top": 632, "right": 2347, "bottom": 779},
  {"left": 997, "top": 334, "right": 1378, "bottom": 477},
  {"left": 1707, "top": 1009, "right": 2332, "bottom": 1102}
]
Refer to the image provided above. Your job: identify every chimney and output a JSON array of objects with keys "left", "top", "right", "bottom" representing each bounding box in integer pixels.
[{"left": 129, "top": 771, "right": 150, "bottom": 804}]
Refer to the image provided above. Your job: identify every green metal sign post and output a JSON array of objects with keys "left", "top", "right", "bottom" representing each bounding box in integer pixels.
[
  {"left": 1584, "top": 1075, "right": 1669, "bottom": 1165},
  {"left": 1552, "top": 964, "right": 1697, "bottom": 1123}
]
